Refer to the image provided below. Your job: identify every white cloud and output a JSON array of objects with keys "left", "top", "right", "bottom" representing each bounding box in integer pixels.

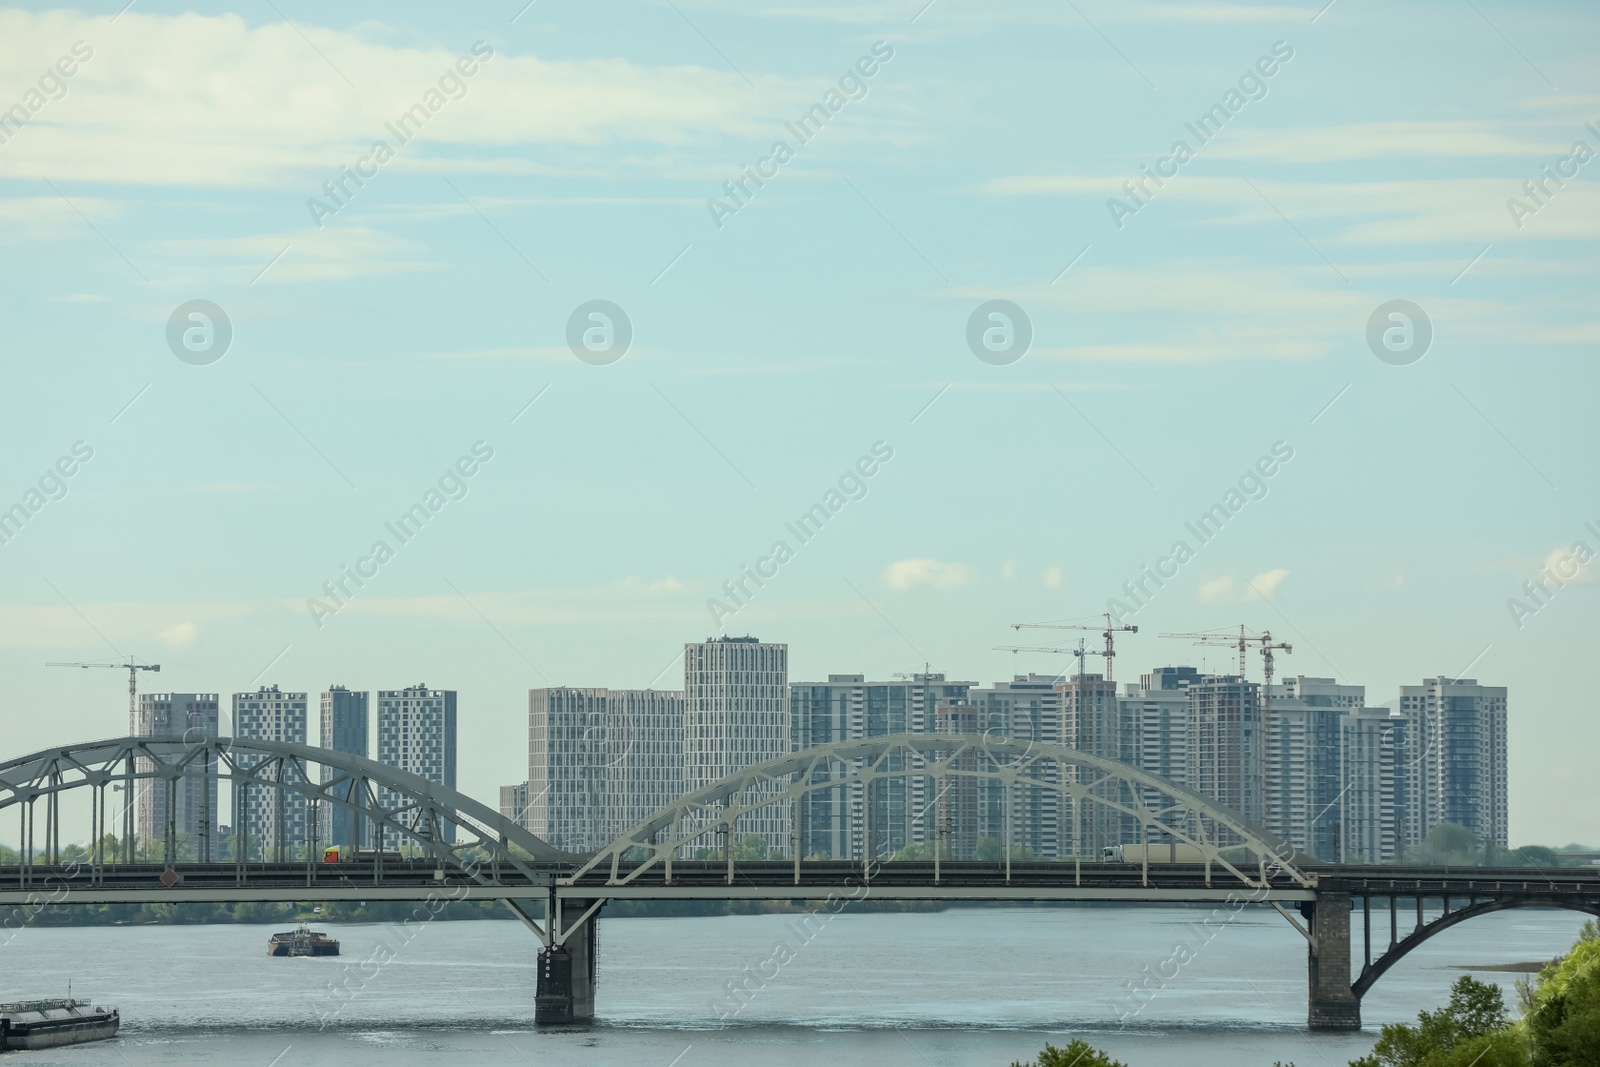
[
  {"left": 1199, "top": 568, "right": 1289, "bottom": 604},
  {"left": 1001, "top": 560, "right": 1017, "bottom": 581},
  {"left": 1042, "top": 566, "right": 1063, "bottom": 589},
  {"left": 156, "top": 621, "right": 198, "bottom": 648},
  {"left": 882, "top": 558, "right": 974, "bottom": 591},
  {"left": 1540, "top": 545, "right": 1597, "bottom": 585},
  {"left": 0, "top": 10, "right": 776, "bottom": 188},
  {"left": 150, "top": 226, "right": 433, "bottom": 283}
]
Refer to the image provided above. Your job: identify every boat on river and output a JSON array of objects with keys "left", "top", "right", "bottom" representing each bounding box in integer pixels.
[
  {"left": 267, "top": 924, "right": 340, "bottom": 957},
  {"left": 0, "top": 998, "right": 120, "bottom": 1050}
]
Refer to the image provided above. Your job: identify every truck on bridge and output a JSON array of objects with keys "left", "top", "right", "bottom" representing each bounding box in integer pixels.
[{"left": 1102, "top": 843, "right": 1208, "bottom": 864}]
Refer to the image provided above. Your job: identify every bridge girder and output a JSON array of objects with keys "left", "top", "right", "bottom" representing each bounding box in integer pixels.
[{"left": 571, "top": 732, "right": 1308, "bottom": 889}]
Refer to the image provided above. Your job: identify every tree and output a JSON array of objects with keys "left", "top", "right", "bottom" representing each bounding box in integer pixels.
[
  {"left": 1521, "top": 922, "right": 1600, "bottom": 1067},
  {"left": 1010, "top": 1039, "right": 1126, "bottom": 1067},
  {"left": 1352, "top": 975, "right": 1515, "bottom": 1067},
  {"left": 733, "top": 834, "right": 769, "bottom": 861},
  {"left": 1408, "top": 823, "right": 1483, "bottom": 866}
]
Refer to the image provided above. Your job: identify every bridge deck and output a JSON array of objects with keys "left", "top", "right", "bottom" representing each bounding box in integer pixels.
[{"left": 1, "top": 861, "right": 1592, "bottom": 906}]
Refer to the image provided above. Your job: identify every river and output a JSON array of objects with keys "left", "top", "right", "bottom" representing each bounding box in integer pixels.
[{"left": 2, "top": 904, "right": 1587, "bottom": 1066}]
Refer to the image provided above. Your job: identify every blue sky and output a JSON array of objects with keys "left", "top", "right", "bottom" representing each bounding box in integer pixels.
[{"left": 1, "top": 1, "right": 1595, "bottom": 845}]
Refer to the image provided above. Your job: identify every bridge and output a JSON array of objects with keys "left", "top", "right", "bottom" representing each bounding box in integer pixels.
[{"left": 2, "top": 734, "right": 1594, "bottom": 1030}]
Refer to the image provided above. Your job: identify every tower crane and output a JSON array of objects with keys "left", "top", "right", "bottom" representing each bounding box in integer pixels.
[
  {"left": 46, "top": 657, "right": 161, "bottom": 728},
  {"left": 1159, "top": 626, "right": 1292, "bottom": 822},
  {"left": 1012, "top": 614, "right": 1137, "bottom": 680}
]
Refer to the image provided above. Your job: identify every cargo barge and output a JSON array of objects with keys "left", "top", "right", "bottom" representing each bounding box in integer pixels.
[
  {"left": 268, "top": 924, "right": 340, "bottom": 957},
  {"left": 0, "top": 999, "right": 119, "bottom": 1051}
]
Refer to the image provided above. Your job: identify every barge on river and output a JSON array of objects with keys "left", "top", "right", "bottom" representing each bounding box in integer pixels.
[
  {"left": 0, "top": 999, "right": 120, "bottom": 1051},
  {"left": 268, "top": 924, "right": 341, "bottom": 957}
]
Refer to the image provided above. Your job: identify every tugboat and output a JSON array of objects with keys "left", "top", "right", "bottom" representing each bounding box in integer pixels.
[
  {"left": 0, "top": 998, "right": 120, "bottom": 1050},
  {"left": 267, "top": 924, "right": 341, "bottom": 957}
]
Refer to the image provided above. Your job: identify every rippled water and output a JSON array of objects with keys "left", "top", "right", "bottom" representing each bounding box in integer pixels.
[{"left": 3, "top": 904, "right": 1586, "bottom": 1066}]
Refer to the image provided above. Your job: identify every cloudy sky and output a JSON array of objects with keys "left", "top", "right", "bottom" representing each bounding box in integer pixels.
[{"left": 1, "top": 1, "right": 1594, "bottom": 845}]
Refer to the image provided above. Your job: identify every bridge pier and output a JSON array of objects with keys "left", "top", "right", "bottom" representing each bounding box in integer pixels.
[
  {"left": 1306, "top": 891, "right": 1361, "bottom": 1031},
  {"left": 536, "top": 898, "right": 601, "bottom": 1025}
]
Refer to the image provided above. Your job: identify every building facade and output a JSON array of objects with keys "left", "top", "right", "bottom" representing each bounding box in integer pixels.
[
  {"left": 376, "top": 684, "right": 457, "bottom": 848},
  {"left": 1186, "top": 676, "right": 1265, "bottom": 839},
  {"left": 789, "top": 672, "right": 974, "bottom": 859},
  {"left": 232, "top": 685, "right": 309, "bottom": 858},
  {"left": 1399, "top": 677, "right": 1509, "bottom": 848},
  {"left": 525, "top": 686, "right": 685, "bottom": 851},
  {"left": 683, "top": 637, "right": 790, "bottom": 853},
  {"left": 1339, "top": 708, "right": 1405, "bottom": 863},
  {"left": 133, "top": 692, "right": 220, "bottom": 858},
  {"left": 319, "top": 686, "right": 368, "bottom": 849}
]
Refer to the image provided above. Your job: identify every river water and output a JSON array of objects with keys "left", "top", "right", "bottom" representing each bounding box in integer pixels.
[{"left": 2, "top": 904, "right": 1587, "bottom": 1067}]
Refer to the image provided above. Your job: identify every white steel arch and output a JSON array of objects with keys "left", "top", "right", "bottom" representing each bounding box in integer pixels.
[
  {"left": 0, "top": 735, "right": 579, "bottom": 881},
  {"left": 569, "top": 733, "right": 1308, "bottom": 889}
]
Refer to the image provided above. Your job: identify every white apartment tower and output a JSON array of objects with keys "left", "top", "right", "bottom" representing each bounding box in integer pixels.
[
  {"left": 376, "top": 684, "right": 457, "bottom": 848},
  {"left": 232, "top": 686, "right": 309, "bottom": 858},
  {"left": 684, "top": 637, "right": 790, "bottom": 853},
  {"left": 524, "top": 686, "right": 685, "bottom": 852},
  {"left": 1339, "top": 708, "right": 1406, "bottom": 863},
  {"left": 788, "top": 672, "right": 974, "bottom": 859},
  {"left": 1399, "top": 677, "right": 1508, "bottom": 849}
]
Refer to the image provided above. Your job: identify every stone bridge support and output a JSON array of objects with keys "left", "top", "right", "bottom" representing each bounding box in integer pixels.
[
  {"left": 535, "top": 898, "right": 601, "bottom": 1025},
  {"left": 1306, "top": 890, "right": 1361, "bottom": 1030}
]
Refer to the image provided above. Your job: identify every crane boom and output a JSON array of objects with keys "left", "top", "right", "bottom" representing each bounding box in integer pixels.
[
  {"left": 1011, "top": 613, "right": 1137, "bottom": 680},
  {"left": 46, "top": 657, "right": 161, "bottom": 728},
  {"left": 995, "top": 640, "right": 1107, "bottom": 682}
]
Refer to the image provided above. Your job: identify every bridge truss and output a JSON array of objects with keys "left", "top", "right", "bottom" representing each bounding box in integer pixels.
[
  {"left": 572, "top": 732, "right": 1311, "bottom": 891},
  {"left": 0, "top": 736, "right": 575, "bottom": 890}
]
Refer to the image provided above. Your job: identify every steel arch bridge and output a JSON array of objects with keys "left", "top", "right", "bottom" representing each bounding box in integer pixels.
[
  {"left": 2, "top": 733, "right": 1596, "bottom": 1031},
  {"left": 571, "top": 732, "right": 1310, "bottom": 890},
  {"left": 0, "top": 735, "right": 578, "bottom": 884}
]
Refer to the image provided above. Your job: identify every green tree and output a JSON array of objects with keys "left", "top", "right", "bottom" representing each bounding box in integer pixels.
[
  {"left": 1521, "top": 924, "right": 1600, "bottom": 1067},
  {"left": 733, "top": 834, "right": 769, "bottom": 861},
  {"left": 1010, "top": 1039, "right": 1126, "bottom": 1067},
  {"left": 1408, "top": 823, "right": 1484, "bottom": 866},
  {"left": 1351, "top": 975, "right": 1525, "bottom": 1067}
]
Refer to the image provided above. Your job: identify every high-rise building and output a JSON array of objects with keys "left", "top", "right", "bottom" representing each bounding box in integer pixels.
[
  {"left": 1116, "top": 668, "right": 1196, "bottom": 856},
  {"left": 376, "top": 684, "right": 457, "bottom": 848},
  {"left": 963, "top": 674, "right": 1069, "bottom": 858},
  {"left": 525, "top": 686, "right": 685, "bottom": 851},
  {"left": 319, "top": 686, "right": 368, "bottom": 849},
  {"left": 683, "top": 637, "right": 790, "bottom": 853},
  {"left": 1121, "top": 668, "right": 1195, "bottom": 791},
  {"left": 933, "top": 700, "right": 982, "bottom": 860},
  {"left": 1061, "top": 671, "right": 1128, "bottom": 858},
  {"left": 1263, "top": 677, "right": 1364, "bottom": 860},
  {"left": 1339, "top": 708, "right": 1406, "bottom": 863},
  {"left": 232, "top": 685, "right": 309, "bottom": 857},
  {"left": 133, "top": 692, "right": 220, "bottom": 858},
  {"left": 1186, "top": 675, "right": 1265, "bottom": 837},
  {"left": 1398, "top": 677, "right": 1508, "bottom": 849},
  {"left": 789, "top": 672, "right": 974, "bottom": 859}
]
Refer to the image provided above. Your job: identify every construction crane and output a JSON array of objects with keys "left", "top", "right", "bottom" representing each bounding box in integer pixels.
[
  {"left": 994, "top": 639, "right": 1108, "bottom": 682},
  {"left": 1159, "top": 626, "right": 1293, "bottom": 820},
  {"left": 1157, "top": 626, "right": 1292, "bottom": 688},
  {"left": 47, "top": 657, "right": 161, "bottom": 728},
  {"left": 1012, "top": 613, "right": 1137, "bottom": 680}
]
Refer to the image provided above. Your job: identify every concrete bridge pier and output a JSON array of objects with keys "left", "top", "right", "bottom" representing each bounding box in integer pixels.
[
  {"left": 536, "top": 898, "right": 601, "bottom": 1025},
  {"left": 1306, "top": 891, "right": 1362, "bottom": 1031}
]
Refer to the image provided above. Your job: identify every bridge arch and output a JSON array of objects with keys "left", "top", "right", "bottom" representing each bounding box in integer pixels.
[
  {"left": 570, "top": 732, "right": 1308, "bottom": 889},
  {"left": 1353, "top": 895, "right": 1600, "bottom": 999},
  {"left": 0, "top": 735, "right": 578, "bottom": 883}
]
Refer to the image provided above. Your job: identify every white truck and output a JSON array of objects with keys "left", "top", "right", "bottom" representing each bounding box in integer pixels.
[{"left": 1102, "top": 843, "right": 1208, "bottom": 864}]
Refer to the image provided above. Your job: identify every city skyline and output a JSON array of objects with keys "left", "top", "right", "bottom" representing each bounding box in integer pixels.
[{"left": 3, "top": 3, "right": 1594, "bottom": 855}]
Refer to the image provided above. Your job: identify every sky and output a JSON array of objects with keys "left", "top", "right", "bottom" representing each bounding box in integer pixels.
[{"left": 0, "top": 1, "right": 1595, "bottom": 847}]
